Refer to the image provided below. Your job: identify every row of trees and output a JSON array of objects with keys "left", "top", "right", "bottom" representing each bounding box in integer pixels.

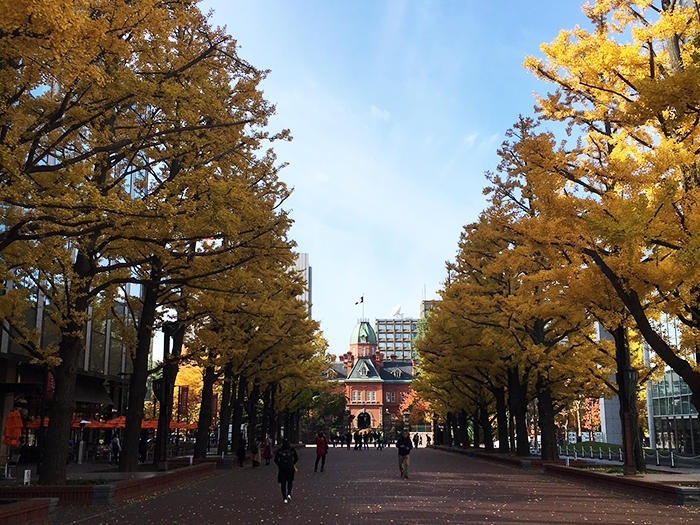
[
  {"left": 0, "top": 1, "right": 324, "bottom": 484},
  {"left": 414, "top": 0, "right": 699, "bottom": 475}
]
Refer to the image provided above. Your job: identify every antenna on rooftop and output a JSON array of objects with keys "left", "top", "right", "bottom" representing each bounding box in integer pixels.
[{"left": 391, "top": 304, "right": 402, "bottom": 318}]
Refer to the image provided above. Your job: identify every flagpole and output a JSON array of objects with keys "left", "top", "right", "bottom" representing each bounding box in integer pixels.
[{"left": 355, "top": 294, "right": 365, "bottom": 319}]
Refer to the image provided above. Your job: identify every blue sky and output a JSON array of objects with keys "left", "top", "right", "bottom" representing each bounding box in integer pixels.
[{"left": 200, "top": 0, "right": 590, "bottom": 357}]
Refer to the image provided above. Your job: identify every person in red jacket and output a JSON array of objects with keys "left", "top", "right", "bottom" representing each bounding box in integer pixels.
[{"left": 314, "top": 431, "right": 329, "bottom": 472}]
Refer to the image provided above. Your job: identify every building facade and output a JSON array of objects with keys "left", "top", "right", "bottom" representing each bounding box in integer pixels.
[
  {"left": 374, "top": 318, "right": 419, "bottom": 360},
  {"left": 327, "top": 320, "right": 415, "bottom": 434},
  {"left": 0, "top": 294, "right": 133, "bottom": 457},
  {"left": 294, "top": 253, "right": 312, "bottom": 316},
  {"left": 648, "top": 369, "right": 699, "bottom": 453}
]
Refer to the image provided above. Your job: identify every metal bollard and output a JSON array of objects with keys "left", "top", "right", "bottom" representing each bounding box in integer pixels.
[
  {"left": 619, "top": 449, "right": 623, "bottom": 462},
  {"left": 671, "top": 451, "right": 675, "bottom": 468},
  {"left": 656, "top": 450, "right": 660, "bottom": 466}
]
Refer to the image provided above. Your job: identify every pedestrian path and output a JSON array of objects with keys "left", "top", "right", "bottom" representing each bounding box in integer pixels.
[{"left": 51, "top": 446, "right": 700, "bottom": 524}]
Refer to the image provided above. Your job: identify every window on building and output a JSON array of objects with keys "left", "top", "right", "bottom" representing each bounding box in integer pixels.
[
  {"left": 108, "top": 304, "right": 126, "bottom": 375},
  {"left": 367, "top": 391, "right": 376, "bottom": 403},
  {"left": 386, "top": 391, "right": 396, "bottom": 403},
  {"left": 90, "top": 319, "right": 107, "bottom": 374},
  {"left": 352, "top": 390, "right": 362, "bottom": 402}
]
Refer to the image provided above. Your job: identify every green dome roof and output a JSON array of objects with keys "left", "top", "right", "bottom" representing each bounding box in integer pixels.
[{"left": 349, "top": 321, "right": 377, "bottom": 344}]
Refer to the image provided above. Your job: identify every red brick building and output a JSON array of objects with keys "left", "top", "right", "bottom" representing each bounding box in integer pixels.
[{"left": 326, "top": 320, "right": 415, "bottom": 432}]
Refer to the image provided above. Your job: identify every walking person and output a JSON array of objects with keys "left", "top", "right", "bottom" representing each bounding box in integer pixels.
[
  {"left": 110, "top": 434, "right": 121, "bottom": 465},
  {"left": 252, "top": 438, "right": 261, "bottom": 467},
  {"left": 274, "top": 439, "right": 298, "bottom": 503},
  {"left": 397, "top": 428, "right": 413, "bottom": 479},
  {"left": 236, "top": 436, "right": 247, "bottom": 467},
  {"left": 413, "top": 432, "right": 420, "bottom": 449},
  {"left": 354, "top": 430, "right": 362, "bottom": 451},
  {"left": 314, "top": 431, "right": 329, "bottom": 472},
  {"left": 262, "top": 436, "right": 273, "bottom": 465}
]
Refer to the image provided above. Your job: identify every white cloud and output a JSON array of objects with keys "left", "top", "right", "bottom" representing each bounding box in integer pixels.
[
  {"left": 314, "top": 171, "right": 329, "bottom": 183},
  {"left": 463, "top": 132, "right": 479, "bottom": 149},
  {"left": 370, "top": 105, "right": 391, "bottom": 122}
]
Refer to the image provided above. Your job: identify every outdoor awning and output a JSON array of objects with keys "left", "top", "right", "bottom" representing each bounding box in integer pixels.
[{"left": 75, "top": 377, "right": 114, "bottom": 405}]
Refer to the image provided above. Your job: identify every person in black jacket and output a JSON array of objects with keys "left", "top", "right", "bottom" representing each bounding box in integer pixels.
[
  {"left": 396, "top": 429, "right": 413, "bottom": 479},
  {"left": 273, "top": 439, "right": 298, "bottom": 503}
]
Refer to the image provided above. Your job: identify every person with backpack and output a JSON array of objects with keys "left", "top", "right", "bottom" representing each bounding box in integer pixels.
[
  {"left": 273, "top": 439, "right": 298, "bottom": 503},
  {"left": 397, "top": 428, "right": 414, "bottom": 479}
]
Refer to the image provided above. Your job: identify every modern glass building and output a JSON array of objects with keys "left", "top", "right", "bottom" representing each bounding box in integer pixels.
[
  {"left": 648, "top": 370, "right": 699, "bottom": 453},
  {"left": 0, "top": 286, "right": 135, "bottom": 457}
]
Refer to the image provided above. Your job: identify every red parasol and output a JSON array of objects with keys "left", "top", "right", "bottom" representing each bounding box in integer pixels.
[
  {"left": 71, "top": 418, "right": 109, "bottom": 429},
  {"left": 3, "top": 410, "right": 23, "bottom": 447},
  {"left": 137, "top": 420, "right": 198, "bottom": 430},
  {"left": 25, "top": 417, "right": 49, "bottom": 429},
  {"left": 104, "top": 416, "right": 126, "bottom": 429}
]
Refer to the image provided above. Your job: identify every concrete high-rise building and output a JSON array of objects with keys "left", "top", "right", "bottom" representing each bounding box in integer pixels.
[
  {"left": 420, "top": 300, "right": 439, "bottom": 319},
  {"left": 374, "top": 318, "right": 419, "bottom": 360},
  {"left": 294, "top": 253, "right": 312, "bottom": 315}
]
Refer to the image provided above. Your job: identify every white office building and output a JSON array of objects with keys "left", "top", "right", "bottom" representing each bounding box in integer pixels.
[{"left": 374, "top": 318, "right": 419, "bottom": 360}]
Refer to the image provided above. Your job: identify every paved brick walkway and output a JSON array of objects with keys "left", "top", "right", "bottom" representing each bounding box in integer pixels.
[{"left": 52, "top": 446, "right": 700, "bottom": 524}]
